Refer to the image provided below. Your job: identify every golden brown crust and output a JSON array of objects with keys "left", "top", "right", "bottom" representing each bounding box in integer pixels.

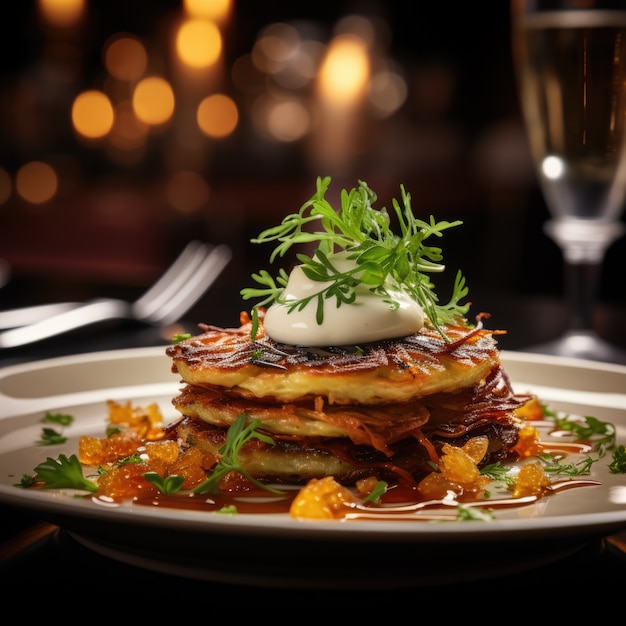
[
  {"left": 170, "top": 361, "right": 526, "bottom": 455},
  {"left": 171, "top": 383, "right": 431, "bottom": 448},
  {"left": 165, "top": 313, "right": 525, "bottom": 485},
  {"left": 170, "top": 416, "right": 372, "bottom": 485},
  {"left": 166, "top": 312, "right": 502, "bottom": 405}
]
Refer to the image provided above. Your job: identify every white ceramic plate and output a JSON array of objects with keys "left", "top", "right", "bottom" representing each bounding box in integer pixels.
[{"left": 1, "top": 346, "right": 626, "bottom": 587}]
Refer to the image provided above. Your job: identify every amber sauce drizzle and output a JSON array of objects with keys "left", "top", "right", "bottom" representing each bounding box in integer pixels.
[
  {"left": 91, "top": 474, "right": 601, "bottom": 521},
  {"left": 87, "top": 420, "right": 604, "bottom": 521}
]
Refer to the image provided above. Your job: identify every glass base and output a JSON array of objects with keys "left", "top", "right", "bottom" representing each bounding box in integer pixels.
[{"left": 521, "top": 330, "right": 626, "bottom": 366}]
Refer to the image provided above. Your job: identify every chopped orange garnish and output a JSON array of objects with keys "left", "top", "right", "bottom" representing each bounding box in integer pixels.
[
  {"left": 512, "top": 462, "right": 551, "bottom": 498},
  {"left": 290, "top": 476, "right": 356, "bottom": 519},
  {"left": 515, "top": 396, "right": 545, "bottom": 421}
]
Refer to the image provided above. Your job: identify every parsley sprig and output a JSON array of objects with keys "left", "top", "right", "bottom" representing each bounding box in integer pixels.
[
  {"left": 31, "top": 454, "right": 98, "bottom": 493},
  {"left": 240, "top": 176, "right": 470, "bottom": 341}
]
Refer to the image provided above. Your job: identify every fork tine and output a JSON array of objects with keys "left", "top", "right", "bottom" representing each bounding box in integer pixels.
[
  {"left": 144, "top": 244, "right": 232, "bottom": 325},
  {"left": 132, "top": 241, "right": 210, "bottom": 319},
  {"left": 0, "top": 241, "right": 231, "bottom": 348}
]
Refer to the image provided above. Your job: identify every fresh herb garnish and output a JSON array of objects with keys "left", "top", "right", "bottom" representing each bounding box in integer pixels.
[
  {"left": 551, "top": 414, "right": 616, "bottom": 456},
  {"left": 192, "top": 412, "right": 284, "bottom": 496},
  {"left": 36, "top": 427, "right": 68, "bottom": 446},
  {"left": 539, "top": 453, "right": 597, "bottom": 476},
  {"left": 241, "top": 176, "right": 469, "bottom": 341},
  {"left": 143, "top": 472, "right": 184, "bottom": 495},
  {"left": 217, "top": 505, "right": 238, "bottom": 515},
  {"left": 608, "top": 445, "right": 626, "bottom": 474},
  {"left": 36, "top": 411, "right": 75, "bottom": 445},
  {"left": 15, "top": 474, "right": 36, "bottom": 488},
  {"left": 42, "top": 411, "right": 74, "bottom": 427},
  {"left": 480, "top": 461, "right": 515, "bottom": 485},
  {"left": 32, "top": 454, "right": 98, "bottom": 493},
  {"left": 363, "top": 480, "right": 388, "bottom": 503},
  {"left": 115, "top": 453, "right": 143, "bottom": 466}
]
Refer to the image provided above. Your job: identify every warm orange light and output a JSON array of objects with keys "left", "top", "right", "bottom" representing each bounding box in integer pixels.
[
  {"left": 175, "top": 18, "right": 222, "bottom": 69},
  {"left": 104, "top": 34, "right": 148, "bottom": 82},
  {"left": 183, "top": 0, "right": 232, "bottom": 25},
  {"left": 317, "top": 34, "right": 370, "bottom": 106},
  {"left": 71, "top": 90, "right": 115, "bottom": 139},
  {"left": 132, "top": 77, "right": 175, "bottom": 126},
  {"left": 38, "top": 0, "right": 85, "bottom": 28},
  {"left": 197, "top": 93, "right": 238, "bottom": 138},
  {"left": 15, "top": 161, "right": 58, "bottom": 204}
]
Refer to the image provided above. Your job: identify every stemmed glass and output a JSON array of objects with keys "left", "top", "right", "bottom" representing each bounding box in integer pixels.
[{"left": 511, "top": 0, "right": 626, "bottom": 364}]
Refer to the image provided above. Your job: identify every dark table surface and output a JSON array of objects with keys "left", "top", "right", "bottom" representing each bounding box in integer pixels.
[{"left": 1, "top": 291, "right": 626, "bottom": 603}]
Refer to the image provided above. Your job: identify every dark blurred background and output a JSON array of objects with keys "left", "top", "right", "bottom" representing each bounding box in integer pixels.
[{"left": 0, "top": 0, "right": 624, "bottom": 352}]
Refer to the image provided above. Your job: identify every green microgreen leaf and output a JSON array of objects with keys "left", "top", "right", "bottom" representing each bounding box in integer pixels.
[
  {"left": 192, "top": 413, "right": 285, "bottom": 496},
  {"left": 42, "top": 411, "right": 74, "bottom": 427},
  {"left": 37, "top": 411, "right": 75, "bottom": 445},
  {"left": 217, "top": 505, "right": 238, "bottom": 515},
  {"left": 106, "top": 426, "right": 123, "bottom": 437},
  {"left": 608, "top": 445, "right": 626, "bottom": 474},
  {"left": 539, "top": 453, "right": 597, "bottom": 476},
  {"left": 116, "top": 453, "right": 143, "bottom": 466},
  {"left": 480, "top": 462, "right": 515, "bottom": 486},
  {"left": 551, "top": 414, "right": 616, "bottom": 456},
  {"left": 250, "top": 306, "right": 260, "bottom": 343},
  {"left": 240, "top": 176, "right": 470, "bottom": 342},
  {"left": 15, "top": 474, "right": 36, "bottom": 488},
  {"left": 363, "top": 480, "right": 388, "bottom": 503},
  {"left": 143, "top": 472, "right": 184, "bottom": 495},
  {"left": 543, "top": 410, "right": 619, "bottom": 475},
  {"left": 36, "top": 427, "right": 68, "bottom": 446},
  {"left": 552, "top": 414, "right": 612, "bottom": 441}
]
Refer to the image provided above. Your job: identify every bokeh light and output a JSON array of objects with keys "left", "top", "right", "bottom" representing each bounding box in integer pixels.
[
  {"left": 267, "top": 99, "right": 310, "bottom": 142},
  {"left": 368, "top": 70, "right": 407, "bottom": 118},
  {"left": 3, "top": 7, "right": 417, "bottom": 214},
  {"left": 175, "top": 18, "right": 222, "bottom": 69},
  {"left": 317, "top": 34, "right": 370, "bottom": 106},
  {"left": 38, "top": 0, "right": 86, "bottom": 28},
  {"left": 183, "top": 0, "right": 233, "bottom": 24},
  {"left": 15, "top": 161, "right": 58, "bottom": 204},
  {"left": 251, "top": 23, "right": 301, "bottom": 74},
  {"left": 197, "top": 94, "right": 238, "bottom": 138},
  {"left": 132, "top": 77, "right": 175, "bottom": 126},
  {"left": 104, "top": 34, "right": 148, "bottom": 82},
  {"left": 72, "top": 90, "right": 115, "bottom": 139}
]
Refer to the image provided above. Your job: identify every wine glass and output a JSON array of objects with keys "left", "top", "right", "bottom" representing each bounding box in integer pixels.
[{"left": 511, "top": 0, "right": 626, "bottom": 365}]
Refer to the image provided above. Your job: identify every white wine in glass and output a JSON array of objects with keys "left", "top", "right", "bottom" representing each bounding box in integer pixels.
[{"left": 511, "top": 0, "right": 626, "bottom": 364}]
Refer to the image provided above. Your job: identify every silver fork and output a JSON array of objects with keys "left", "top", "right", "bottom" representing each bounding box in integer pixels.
[{"left": 0, "top": 241, "right": 232, "bottom": 349}]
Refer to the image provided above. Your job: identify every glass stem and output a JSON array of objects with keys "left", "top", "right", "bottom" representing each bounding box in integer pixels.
[
  {"left": 563, "top": 258, "right": 602, "bottom": 332},
  {"left": 545, "top": 218, "right": 624, "bottom": 336}
]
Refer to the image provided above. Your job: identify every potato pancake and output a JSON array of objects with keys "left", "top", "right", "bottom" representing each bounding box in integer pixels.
[
  {"left": 165, "top": 311, "right": 527, "bottom": 486},
  {"left": 167, "top": 311, "right": 503, "bottom": 406}
]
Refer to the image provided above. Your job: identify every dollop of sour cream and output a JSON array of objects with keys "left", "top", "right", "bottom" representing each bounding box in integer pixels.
[{"left": 263, "top": 257, "right": 425, "bottom": 346}]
